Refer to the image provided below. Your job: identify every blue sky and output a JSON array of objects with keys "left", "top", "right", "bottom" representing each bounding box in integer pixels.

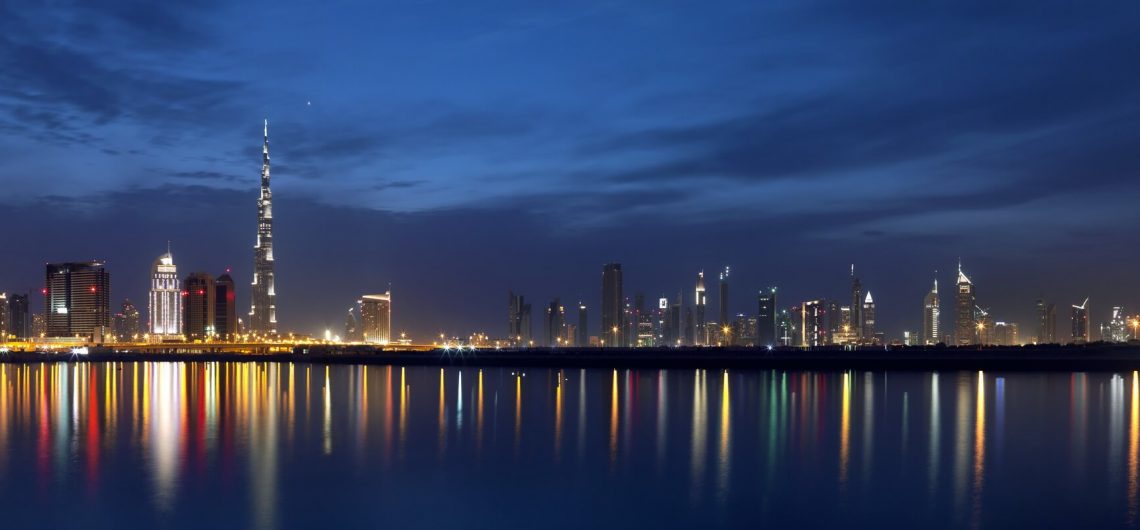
[{"left": 2, "top": 0, "right": 1139, "bottom": 338}]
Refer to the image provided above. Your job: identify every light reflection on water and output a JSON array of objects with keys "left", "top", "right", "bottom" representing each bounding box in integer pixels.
[{"left": 0, "top": 363, "right": 1136, "bottom": 528}]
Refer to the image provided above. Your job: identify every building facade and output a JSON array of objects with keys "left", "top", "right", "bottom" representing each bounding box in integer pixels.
[
  {"left": 576, "top": 302, "right": 588, "bottom": 347},
  {"left": 694, "top": 271, "right": 707, "bottom": 345},
  {"left": 862, "top": 291, "right": 876, "bottom": 342},
  {"left": 183, "top": 273, "right": 217, "bottom": 339},
  {"left": 361, "top": 292, "right": 392, "bottom": 345},
  {"left": 214, "top": 273, "right": 237, "bottom": 340},
  {"left": 45, "top": 261, "right": 111, "bottom": 340},
  {"left": 923, "top": 277, "right": 940, "bottom": 345},
  {"left": 1071, "top": 298, "right": 1089, "bottom": 344},
  {"left": 249, "top": 120, "right": 278, "bottom": 335},
  {"left": 955, "top": 263, "right": 976, "bottom": 345},
  {"left": 757, "top": 287, "right": 777, "bottom": 347},
  {"left": 601, "top": 263, "right": 623, "bottom": 347},
  {"left": 148, "top": 249, "right": 180, "bottom": 337},
  {"left": 508, "top": 291, "right": 532, "bottom": 345},
  {"left": 1036, "top": 299, "right": 1057, "bottom": 344},
  {"left": 8, "top": 294, "right": 29, "bottom": 340}
]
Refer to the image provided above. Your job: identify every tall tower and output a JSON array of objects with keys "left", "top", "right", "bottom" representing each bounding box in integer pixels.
[
  {"left": 862, "top": 291, "right": 876, "bottom": 342},
  {"left": 955, "top": 261, "right": 976, "bottom": 345},
  {"left": 250, "top": 119, "right": 277, "bottom": 335},
  {"left": 694, "top": 271, "right": 706, "bottom": 345},
  {"left": 718, "top": 266, "right": 730, "bottom": 326},
  {"left": 601, "top": 263, "right": 623, "bottom": 347},
  {"left": 850, "top": 264, "right": 863, "bottom": 341},
  {"left": 922, "top": 275, "right": 940, "bottom": 345},
  {"left": 149, "top": 246, "right": 180, "bottom": 337},
  {"left": 1071, "top": 298, "right": 1089, "bottom": 344}
]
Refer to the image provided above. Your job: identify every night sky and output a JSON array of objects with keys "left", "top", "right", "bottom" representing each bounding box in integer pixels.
[{"left": 2, "top": 1, "right": 1139, "bottom": 340}]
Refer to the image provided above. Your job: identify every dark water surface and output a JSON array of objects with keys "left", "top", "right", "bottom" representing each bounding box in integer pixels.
[{"left": 0, "top": 363, "right": 1133, "bottom": 528}]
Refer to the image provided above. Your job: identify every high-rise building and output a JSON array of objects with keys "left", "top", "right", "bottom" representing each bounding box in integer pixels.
[
  {"left": 8, "top": 294, "right": 29, "bottom": 340},
  {"left": 361, "top": 291, "right": 392, "bottom": 345},
  {"left": 577, "top": 302, "right": 588, "bottom": 347},
  {"left": 214, "top": 273, "right": 237, "bottom": 340},
  {"left": 833, "top": 305, "right": 855, "bottom": 345},
  {"left": 344, "top": 306, "right": 359, "bottom": 343},
  {"left": 544, "top": 298, "right": 567, "bottom": 346},
  {"left": 992, "top": 321, "right": 1019, "bottom": 346},
  {"left": 183, "top": 273, "right": 217, "bottom": 339},
  {"left": 1071, "top": 298, "right": 1089, "bottom": 344},
  {"left": 757, "top": 287, "right": 777, "bottom": 347},
  {"left": 112, "top": 299, "right": 140, "bottom": 341},
  {"left": 1035, "top": 299, "right": 1057, "bottom": 344},
  {"left": 31, "top": 314, "right": 45, "bottom": 339},
  {"left": 923, "top": 276, "right": 940, "bottom": 345},
  {"left": 777, "top": 308, "right": 795, "bottom": 347},
  {"left": 1100, "top": 306, "right": 1129, "bottom": 342},
  {"left": 694, "top": 271, "right": 707, "bottom": 345},
  {"left": 683, "top": 307, "right": 694, "bottom": 345},
  {"left": 0, "top": 293, "right": 7, "bottom": 342},
  {"left": 148, "top": 248, "right": 180, "bottom": 337},
  {"left": 45, "top": 261, "right": 111, "bottom": 340},
  {"left": 508, "top": 291, "right": 532, "bottom": 345},
  {"left": 601, "top": 263, "right": 623, "bottom": 347},
  {"left": 718, "top": 266, "right": 730, "bottom": 328},
  {"left": 955, "top": 262, "right": 976, "bottom": 345},
  {"left": 850, "top": 265, "right": 863, "bottom": 341},
  {"left": 801, "top": 300, "right": 828, "bottom": 347},
  {"left": 249, "top": 120, "right": 278, "bottom": 335},
  {"left": 862, "top": 291, "right": 876, "bottom": 342}
]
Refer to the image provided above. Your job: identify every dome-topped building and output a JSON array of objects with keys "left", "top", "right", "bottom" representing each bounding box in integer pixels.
[{"left": 149, "top": 244, "right": 181, "bottom": 337}]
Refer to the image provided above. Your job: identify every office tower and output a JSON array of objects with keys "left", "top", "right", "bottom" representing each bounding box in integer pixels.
[
  {"left": 668, "top": 294, "right": 682, "bottom": 346},
  {"left": 733, "top": 314, "right": 756, "bottom": 346},
  {"left": 826, "top": 299, "right": 842, "bottom": 343},
  {"left": 344, "top": 307, "right": 359, "bottom": 342},
  {"left": 850, "top": 265, "right": 863, "bottom": 341},
  {"left": 862, "top": 292, "right": 876, "bottom": 342},
  {"left": 955, "top": 262, "right": 976, "bottom": 345},
  {"left": 777, "top": 309, "right": 794, "bottom": 346},
  {"left": 633, "top": 293, "right": 653, "bottom": 347},
  {"left": 8, "top": 294, "right": 29, "bottom": 339},
  {"left": 992, "top": 321, "right": 1019, "bottom": 346},
  {"left": 1071, "top": 298, "right": 1089, "bottom": 344},
  {"left": 1035, "top": 299, "right": 1057, "bottom": 344},
  {"left": 1100, "top": 306, "right": 1129, "bottom": 342},
  {"left": 31, "top": 314, "right": 45, "bottom": 339},
  {"left": 834, "top": 306, "right": 854, "bottom": 345},
  {"left": 601, "top": 263, "right": 623, "bottom": 347},
  {"left": 694, "top": 271, "right": 707, "bottom": 345},
  {"left": 0, "top": 293, "right": 7, "bottom": 341},
  {"left": 112, "top": 299, "right": 140, "bottom": 341},
  {"left": 718, "top": 266, "right": 730, "bottom": 327},
  {"left": 249, "top": 120, "right": 278, "bottom": 335},
  {"left": 183, "top": 273, "right": 217, "bottom": 339},
  {"left": 757, "top": 287, "right": 777, "bottom": 347},
  {"left": 45, "top": 261, "right": 111, "bottom": 340},
  {"left": 683, "top": 307, "right": 694, "bottom": 346},
  {"left": 149, "top": 247, "right": 180, "bottom": 337},
  {"left": 923, "top": 276, "right": 940, "bottom": 345},
  {"left": 975, "top": 307, "right": 993, "bottom": 345},
  {"left": 544, "top": 298, "right": 566, "bottom": 346},
  {"left": 801, "top": 300, "right": 827, "bottom": 347},
  {"left": 214, "top": 273, "right": 237, "bottom": 340},
  {"left": 361, "top": 291, "right": 392, "bottom": 344},
  {"left": 508, "top": 291, "right": 533, "bottom": 345},
  {"left": 577, "top": 302, "right": 588, "bottom": 347}
]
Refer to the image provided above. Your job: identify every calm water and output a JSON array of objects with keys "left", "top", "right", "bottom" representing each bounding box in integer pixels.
[{"left": 0, "top": 363, "right": 1134, "bottom": 528}]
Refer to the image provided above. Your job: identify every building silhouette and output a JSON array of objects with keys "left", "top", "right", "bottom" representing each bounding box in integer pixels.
[
  {"left": 544, "top": 298, "right": 566, "bottom": 346},
  {"left": 148, "top": 248, "right": 180, "bottom": 337},
  {"left": 344, "top": 306, "right": 360, "bottom": 342},
  {"left": 757, "top": 288, "right": 777, "bottom": 347},
  {"left": 7, "top": 294, "right": 29, "bottom": 340},
  {"left": 694, "top": 271, "right": 707, "bottom": 345},
  {"left": 214, "top": 273, "right": 237, "bottom": 340},
  {"left": 249, "top": 120, "right": 278, "bottom": 335},
  {"left": 1071, "top": 298, "right": 1089, "bottom": 344},
  {"left": 508, "top": 291, "right": 532, "bottom": 345},
  {"left": 862, "top": 291, "right": 876, "bottom": 342},
  {"left": 718, "top": 266, "right": 730, "bottom": 329},
  {"left": 361, "top": 292, "right": 392, "bottom": 344},
  {"left": 1036, "top": 299, "right": 1057, "bottom": 344},
  {"left": 923, "top": 276, "right": 940, "bottom": 345},
  {"left": 601, "top": 263, "right": 623, "bottom": 347},
  {"left": 576, "top": 302, "right": 588, "bottom": 347},
  {"left": 112, "top": 299, "right": 140, "bottom": 341},
  {"left": 850, "top": 265, "right": 863, "bottom": 341},
  {"left": 45, "top": 261, "right": 111, "bottom": 340},
  {"left": 955, "top": 262, "right": 976, "bottom": 345},
  {"left": 183, "top": 273, "right": 216, "bottom": 339},
  {"left": 801, "top": 300, "right": 827, "bottom": 347}
]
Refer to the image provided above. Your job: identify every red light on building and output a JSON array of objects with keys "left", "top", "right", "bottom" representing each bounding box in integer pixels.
[
  {"left": 181, "top": 291, "right": 189, "bottom": 297},
  {"left": 90, "top": 286, "right": 96, "bottom": 293},
  {"left": 198, "top": 290, "right": 205, "bottom": 295}
]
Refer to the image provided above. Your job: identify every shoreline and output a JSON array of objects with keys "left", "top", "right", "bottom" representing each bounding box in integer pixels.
[{"left": 3, "top": 344, "right": 1140, "bottom": 371}]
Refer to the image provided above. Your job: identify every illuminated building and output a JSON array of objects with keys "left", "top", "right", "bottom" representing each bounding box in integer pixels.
[
  {"left": 544, "top": 298, "right": 567, "bottom": 346},
  {"left": 1035, "top": 299, "right": 1057, "bottom": 343},
  {"left": 112, "top": 299, "right": 140, "bottom": 341},
  {"left": 0, "top": 293, "right": 7, "bottom": 341},
  {"left": 694, "top": 271, "right": 707, "bottom": 345},
  {"left": 992, "top": 321, "right": 1019, "bottom": 346},
  {"left": 148, "top": 248, "right": 180, "bottom": 337},
  {"left": 923, "top": 276, "right": 940, "bottom": 345},
  {"left": 601, "top": 263, "right": 623, "bottom": 347},
  {"left": 975, "top": 307, "right": 993, "bottom": 345},
  {"left": 955, "top": 261, "right": 976, "bottom": 345},
  {"left": 733, "top": 314, "right": 756, "bottom": 346},
  {"left": 344, "top": 306, "right": 360, "bottom": 342},
  {"left": 7, "top": 293, "right": 29, "bottom": 339},
  {"left": 249, "top": 119, "right": 278, "bottom": 335},
  {"left": 683, "top": 306, "right": 694, "bottom": 345},
  {"left": 777, "top": 308, "right": 795, "bottom": 346},
  {"left": 833, "top": 305, "right": 854, "bottom": 345},
  {"left": 361, "top": 291, "right": 392, "bottom": 344},
  {"left": 508, "top": 291, "right": 532, "bottom": 345},
  {"left": 45, "top": 261, "right": 111, "bottom": 340},
  {"left": 577, "top": 302, "right": 588, "bottom": 347},
  {"left": 183, "top": 273, "right": 217, "bottom": 339},
  {"left": 668, "top": 295, "right": 682, "bottom": 346},
  {"left": 850, "top": 265, "right": 863, "bottom": 341},
  {"left": 862, "top": 292, "right": 876, "bottom": 343},
  {"left": 1071, "top": 298, "right": 1089, "bottom": 344},
  {"left": 757, "top": 287, "right": 777, "bottom": 347},
  {"left": 214, "top": 273, "right": 237, "bottom": 340},
  {"left": 718, "top": 266, "right": 730, "bottom": 329},
  {"left": 31, "top": 314, "right": 45, "bottom": 338},
  {"left": 1100, "top": 306, "right": 1129, "bottom": 342},
  {"left": 801, "top": 300, "right": 827, "bottom": 347}
]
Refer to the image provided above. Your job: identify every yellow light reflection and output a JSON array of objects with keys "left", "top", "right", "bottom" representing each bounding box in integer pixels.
[
  {"left": 610, "top": 369, "right": 619, "bottom": 470},
  {"left": 1129, "top": 371, "right": 1139, "bottom": 524},
  {"left": 972, "top": 371, "right": 985, "bottom": 527},
  {"left": 554, "top": 370, "right": 563, "bottom": 462},
  {"left": 839, "top": 372, "right": 850, "bottom": 488}
]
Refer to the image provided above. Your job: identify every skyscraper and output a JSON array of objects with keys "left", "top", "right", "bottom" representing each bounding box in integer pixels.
[
  {"left": 718, "top": 266, "right": 730, "bottom": 327},
  {"left": 801, "top": 300, "right": 827, "bottom": 347},
  {"left": 694, "top": 271, "right": 707, "bottom": 345},
  {"left": 215, "top": 272, "right": 237, "bottom": 340},
  {"left": 862, "top": 291, "right": 876, "bottom": 341},
  {"left": 601, "top": 263, "right": 623, "bottom": 347},
  {"left": 1035, "top": 299, "right": 1057, "bottom": 344},
  {"left": 955, "top": 262, "right": 976, "bottom": 345},
  {"left": 1071, "top": 298, "right": 1089, "bottom": 344},
  {"left": 112, "top": 299, "right": 140, "bottom": 341},
  {"left": 344, "top": 307, "right": 359, "bottom": 343},
  {"left": 183, "top": 273, "right": 217, "bottom": 339},
  {"left": 922, "top": 276, "right": 940, "bottom": 345},
  {"left": 577, "top": 302, "right": 588, "bottom": 347},
  {"left": 45, "top": 261, "right": 111, "bottom": 340},
  {"left": 361, "top": 291, "right": 392, "bottom": 344},
  {"left": 249, "top": 119, "right": 278, "bottom": 335},
  {"left": 508, "top": 291, "right": 532, "bottom": 345},
  {"left": 148, "top": 247, "right": 180, "bottom": 337},
  {"left": 8, "top": 294, "right": 29, "bottom": 340},
  {"left": 757, "top": 287, "right": 777, "bottom": 347},
  {"left": 544, "top": 298, "right": 566, "bottom": 346},
  {"left": 850, "top": 265, "right": 863, "bottom": 341},
  {"left": 0, "top": 293, "right": 7, "bottom": 342}
]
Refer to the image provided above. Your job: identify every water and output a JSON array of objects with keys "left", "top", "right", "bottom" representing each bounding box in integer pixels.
[{"left": 0, "top": 362, "right": 1133, "bottom": 528}]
